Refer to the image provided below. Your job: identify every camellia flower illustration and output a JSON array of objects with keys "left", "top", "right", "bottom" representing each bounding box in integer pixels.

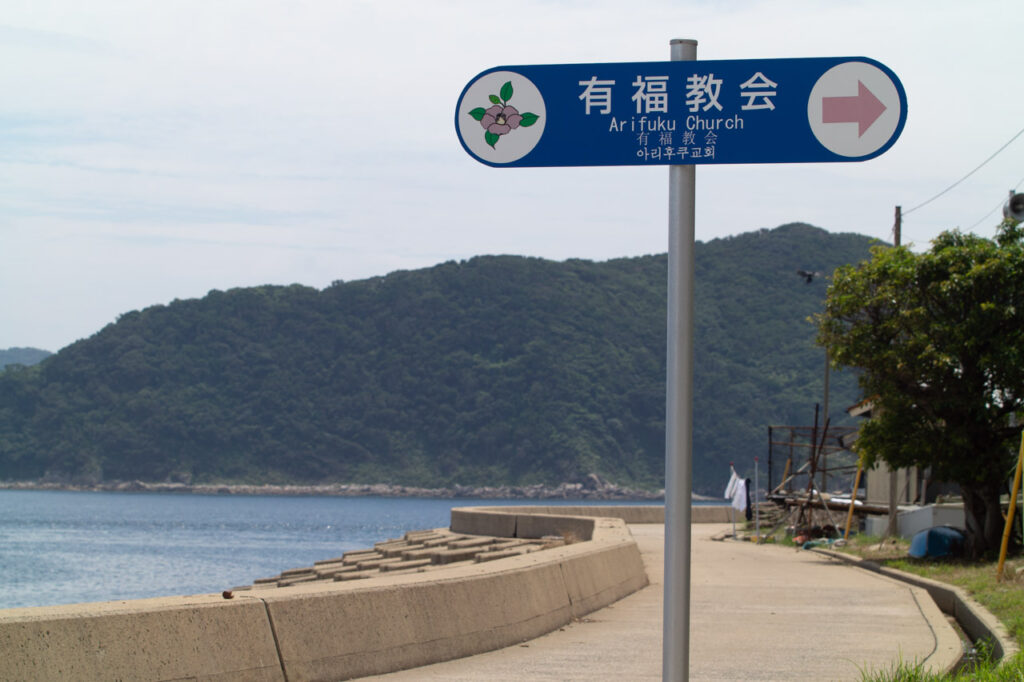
[
  {"left": 481, "top": 105, "right": 522, "bottom": 135},
  {"left": 467, "top": 80, "right": 540, "bottom": 149}
]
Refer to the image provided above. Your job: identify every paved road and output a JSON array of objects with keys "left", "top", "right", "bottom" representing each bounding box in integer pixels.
[{"left": 367, "top": 523, "right": 961, "bottom": 681}]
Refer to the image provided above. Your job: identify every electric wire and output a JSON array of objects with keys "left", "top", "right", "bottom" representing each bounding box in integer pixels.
[
  {"left": 902, "top": 125, "right": 1024, "bottom": 217},
  {"left": 966, "top": 176, "right": 1024, "bottom": 231}
]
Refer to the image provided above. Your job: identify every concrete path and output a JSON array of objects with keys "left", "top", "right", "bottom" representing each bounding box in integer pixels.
[{"left": 367, "top": 523, "right": 961, "bottom": 681}]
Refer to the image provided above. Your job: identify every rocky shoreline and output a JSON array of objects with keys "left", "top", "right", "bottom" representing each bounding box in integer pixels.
[{"left": 0, "top": 476, "right": 676, "bottom": 501}]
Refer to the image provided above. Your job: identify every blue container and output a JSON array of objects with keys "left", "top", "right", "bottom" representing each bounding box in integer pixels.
[{"left": 908, "top": 526, "right": 964, "bottom": 559}]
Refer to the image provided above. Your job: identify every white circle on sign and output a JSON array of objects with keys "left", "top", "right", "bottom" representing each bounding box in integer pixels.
[
  {"left": 457, "top": 71, "right": 546, "bottom": 164},
  {"left": 807, "top": 61, "right": 901, "bottom": 158}
]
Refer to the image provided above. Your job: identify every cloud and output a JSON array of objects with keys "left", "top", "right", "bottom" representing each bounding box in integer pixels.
[
  {"left": 0, "top": 23, "right": 116, "bottom": 56},
  {"left": 1, "top": 0, "right": 1022, "bottom": 349}
]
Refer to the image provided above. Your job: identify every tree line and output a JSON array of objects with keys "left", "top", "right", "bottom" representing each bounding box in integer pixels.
[{"left": 0, "top": 223, "right": 872, "bottom": 494}]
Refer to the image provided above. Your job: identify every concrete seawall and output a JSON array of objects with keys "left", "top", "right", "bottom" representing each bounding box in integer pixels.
[
  {"left": 0, "top": 595, "right": 284, "bottom": 681},
  {"left": 1, "top": 504, "right": 718, "bottom": 681},
  {"left": 450, "top": 504, "right": 730, "bottom": 526}
]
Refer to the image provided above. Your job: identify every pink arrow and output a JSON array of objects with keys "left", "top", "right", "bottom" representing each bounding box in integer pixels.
[{"left": 822, "top": 81, "right": 886, "bottom": 137}]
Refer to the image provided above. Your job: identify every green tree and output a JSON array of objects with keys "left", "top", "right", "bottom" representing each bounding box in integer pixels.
[{"left": 817, "top": 220, "right": 1024, "bottom": 558}]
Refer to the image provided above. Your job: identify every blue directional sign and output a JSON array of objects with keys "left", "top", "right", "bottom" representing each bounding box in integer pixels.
[{"left": 455, "top": 57, "right": 906, "bottom": 167}]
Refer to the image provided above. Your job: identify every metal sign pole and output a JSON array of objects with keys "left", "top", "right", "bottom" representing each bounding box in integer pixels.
[
  {"left": 663, "top": 36, "right": 697, "bottom": 682},
  {"left": 455, "top": 43, "right": 906, "bottom": 682}
]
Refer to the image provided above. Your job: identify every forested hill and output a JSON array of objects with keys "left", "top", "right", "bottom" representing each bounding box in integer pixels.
[
  {"left": 0, "top": 348, "right": 51, "bottom": 370},
  {"left": 0, "top": 223, "right": 878, "bottom": 494}
]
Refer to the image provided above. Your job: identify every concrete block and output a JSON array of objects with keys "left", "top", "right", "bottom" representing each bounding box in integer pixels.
[
  {"left": 356, "top": 557, "right": 403, "bottom": 570},
  {"left": 380, "top": 542, "right": 424, "bottom": 557},
  {"left": 0, "top": 596, "right": 283, "bottom": 682},
  {"left": 312, "top": 559, "right": 346, "bottom": 570},
  {"left": 316, "top": 565, "right": 359, "bottom": 579},
  {"left": 486, "top": 539, "right": 531, "bottom": 552},
  {"left": 690, "top": 505, "right": 733, "bottom": 523},
  {"left": 523, "top": 506, "right": 665, "bottom": 524},
  {"left": 423, "top": 535, "right": 464, "bottom": 547},
  {"left": 475, "top": 547, "right": 535, "bottom": 562},
  {"left": 447, "top": 536, "right": 497, "bottom": 549},
  {"left": 431, "top": 548, "right": 482, "bottom": 564},
  {"left": 559, "top": 541, "right": 648, "bottom": 618},
  {"left": 278, "top": 574, "right": 325, "bottom": 587},
  {"left": 404, "top": 530, "right": 446, "bottom": 542},
  {"left": 515, "top": 513, "right": 594, "bottom": 541},
  {"left": 280, "top": 567, "right": 316, "bottom": 578},
  {"left": 898, "top": 504, "right": 966, "bottom": 539},
  {"left": 865, "top": 515, "right": 890, "bottom": 537},
  {"left": 450, "top": 509, "right": 517, "bottom": 537},
  {"left": 264, "top": 562, "right": 574, "bottom": 681},
  {"left": 343, "top": 552, "right": 382, "bottom": 566},
  {"left": 400, "top": 547, "right": 442, "bottom": 560},
  {"left": 379, "top": 559, "right": 432, "bottom": 572},
  {"left": 254, "top": 577, "right": 280, "bottom": 585},
  {"left": 603, "top": 506, "right": 664, "bottom": 523}
]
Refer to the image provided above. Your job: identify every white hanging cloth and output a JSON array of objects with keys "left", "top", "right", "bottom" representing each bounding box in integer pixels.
[
  {"left": 724, "top": 467, "right": 746, "bottom": 511},
  {"left": 730, "top": 477, "right": 747, "bottom": 511},
  {"left": 724, "top": 469, "right": 740, "bottom": 499}
]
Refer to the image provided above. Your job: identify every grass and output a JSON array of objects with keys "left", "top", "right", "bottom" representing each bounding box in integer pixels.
[
  {"left": 858, "top": 646, "right": 1024, "bottom": 681},
  {"left": 834, "top": 534, "right": 1024, "bottom": 681}
]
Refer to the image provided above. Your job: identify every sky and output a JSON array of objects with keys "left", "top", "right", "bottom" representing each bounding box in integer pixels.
[{"left": 2, "top": 0, "right": 1022, "bottom": 352}]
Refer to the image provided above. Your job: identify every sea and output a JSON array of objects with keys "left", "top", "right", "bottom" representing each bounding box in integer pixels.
[{"left": 0, "top": 490, "right": 656, "bottom": 610}]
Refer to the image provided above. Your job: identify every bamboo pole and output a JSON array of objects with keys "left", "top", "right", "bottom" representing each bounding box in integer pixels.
[
  {"left": 996, "top": 433, "right": 1023, "bottom": 581},
  {"left": 812, "top": 484, "right": 840, "bottom": 530},
  {"left": 772, "top": 459, "right": 805, "bottom": 495}
]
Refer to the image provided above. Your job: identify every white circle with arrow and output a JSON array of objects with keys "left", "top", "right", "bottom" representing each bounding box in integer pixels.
[{"left": 807, "top": 61, "right": 902, "bottom": 158}]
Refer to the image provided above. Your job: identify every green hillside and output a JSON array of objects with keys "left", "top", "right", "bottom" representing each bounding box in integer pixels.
[
  {"left": 0, "top": 224, "right": 877, "bottom": 494},
  {"left": 0, "top": 348, "right": 51, "bottom": 370}
]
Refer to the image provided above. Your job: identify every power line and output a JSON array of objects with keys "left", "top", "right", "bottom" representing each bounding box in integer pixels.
[
  {"left": 966, "top": 177, "right": 1024, "bottom": 231},
  {"left": 903, "top": 125, "right": 1024, "bottom": 217}
]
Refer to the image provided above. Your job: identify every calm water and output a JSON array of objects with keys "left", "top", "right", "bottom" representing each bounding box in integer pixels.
[{"left": 0, "top": 490, "right": 651, "bottom": 609}]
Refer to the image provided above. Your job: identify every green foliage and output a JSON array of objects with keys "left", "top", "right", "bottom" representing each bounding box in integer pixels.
[
  {"left": 860, "top": 651, "right": 1024, "bottom": 682},
  {"left": 0, "top": 224, "right": 874, "bottom": 492},
  {"left": 818, "top": 220, "right": 1024, "bottom": 557}
]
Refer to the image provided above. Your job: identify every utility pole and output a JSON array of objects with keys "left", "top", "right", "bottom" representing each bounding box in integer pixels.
[
  {"left": 822, "top": 350, "right": 830, "bottom": 491},
  {"left": 885, "top": 206, "right": 902, "bottom": 538}
]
